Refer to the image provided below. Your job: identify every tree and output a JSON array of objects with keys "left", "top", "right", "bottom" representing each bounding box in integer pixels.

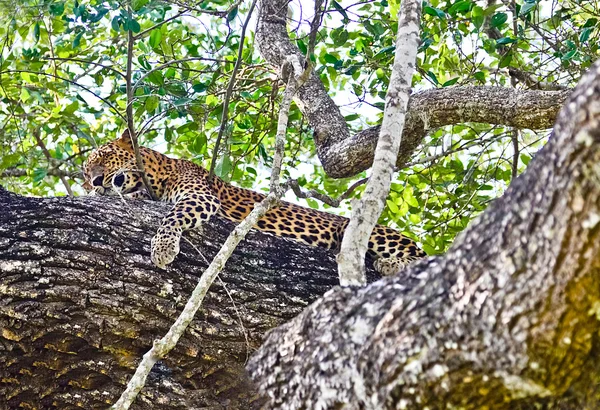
[
  {"left": 249, "top": 61, "right": 600, "bottom": 408},
  {"left": 1, "top": 0, "right": 599, "bottom": 408}
]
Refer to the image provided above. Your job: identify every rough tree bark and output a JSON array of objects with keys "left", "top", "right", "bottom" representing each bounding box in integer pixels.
[
  {"left": 247, "top": 62, "right": 600, "bottom": 408},
  {"left": 256, "top": 0, "right": 570, "bottom": 179},
  {"left": 0, "top": 188, "right": 379, "bottom": 409}
]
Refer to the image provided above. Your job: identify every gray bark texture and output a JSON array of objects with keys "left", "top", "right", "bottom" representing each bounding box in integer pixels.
[
  {"left": 255, "top": 0, "right": 571, "bottom": 179},
  {"left": 247, "top": 62, "right": 600, "bottom": 408},
  {"left": 0, "top": 188, "right": 379, "bottom": 409}
]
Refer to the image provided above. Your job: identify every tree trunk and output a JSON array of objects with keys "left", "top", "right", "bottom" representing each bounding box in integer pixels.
[
  {"left": 247, "top": 61, "right": 600, "bottom": 408},
  {"left": 0, "top": 188, "right": 378, "bottom": 409}
]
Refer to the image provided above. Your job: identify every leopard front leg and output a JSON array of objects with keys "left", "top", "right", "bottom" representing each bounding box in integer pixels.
[{"left": 151, "top": 193, "right": 220, "bottom": 268}]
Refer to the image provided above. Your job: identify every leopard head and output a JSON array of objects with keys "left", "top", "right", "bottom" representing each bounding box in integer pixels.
[{"left": 83, "top": 130, "right": 137, "bottom": 194}]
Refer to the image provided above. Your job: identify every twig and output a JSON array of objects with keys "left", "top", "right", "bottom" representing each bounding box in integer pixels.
[
  {"left": 32, "top": 129, "right": 74, "bottom": 197},
  {"left": 209, "top": 0, "right": 258, "bottom": 179},
  {"left": 287, "top": 177, "right": 368, "bottom": 207},
  {"left": 306, "top": 0, "right": 325, "bottom": 66},
  {"left": 44, "top": 57, "right": 126, "bottom": 78},
  {"left": 133, "top": 11, "right": 189, "bottom": 41},
  {"left": 511, "top": 125, "right": 519, "bottom": 179},
  {"left": 125, "top": 1, "right": 157, "bottom": 201}
]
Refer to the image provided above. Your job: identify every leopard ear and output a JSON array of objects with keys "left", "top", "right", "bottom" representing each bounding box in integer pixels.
[{"left": 116, "top": 129, "right": 134, "bottom": 151}]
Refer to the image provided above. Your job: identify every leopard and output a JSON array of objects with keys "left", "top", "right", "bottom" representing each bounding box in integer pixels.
[{"left": 83, "top": 130, "right": 426, "bottom": 275}]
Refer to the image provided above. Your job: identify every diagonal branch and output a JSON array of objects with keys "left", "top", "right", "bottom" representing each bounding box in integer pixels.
[{"left": 336, "top": 0, "right": 422, "bottom": 286}]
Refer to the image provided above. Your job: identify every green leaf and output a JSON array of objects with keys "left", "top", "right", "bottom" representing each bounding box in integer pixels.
[
  {"left": 149, "top": 29, "right": 162, "bottom": 48},
  {"left": 49, "top": 2, "right": 65, "bottom": 16},
  {"left": 442, "top": 77, "right": 459, "bottom": 87},
  {"left": 583, "top": 18, "right": 598, "bottom": 28},
  {"left": 519, "top": 1, "right": 538, "bottom": 16},
  {"left": 473, "top": 71, "right": 485, "bottom": 82},
  {"left": 147, "top": 71, "right": 164, "bottom": 85},
  {"left": 427, "top": 71, "right": 439, "bottom": 85},
  {"left": 215, "top": 155, "right": 232, "bottom": 179},
  {"left": 490, "top": 12, "right": 508, "bottom": 28},
  {"left": 129, "top": 18, "right": 141, "bottom": 33},
  {"left": 403, "top": 187, "right": 419, "bottom": 207},
  {"left": 331, "top": 28, "right": 349, "bottom": 47},
  {"left": 580, "top": 27, "right": 593, "bottom": 43},
  {"left": 386, "top": 199, "right": 399, "bottom": 213},
  {"left": 227, "top": 6, "right": 238, "bottom": 22},
  {"left": 111, "top": 16, "right": 121, "bottom": 32},
  {"left": 63, "top": 101, "right": 79, "bottom": 115},
  {"left": 73, "top": 32, "right": 83, "bottom": 49},
  {"left": 191, "top": 133, "right": 207, "bottom": 154},
  {"left": 296, "top": 39, "right": 307, "bottom": 55},
  {"left": 424, "top": 6, "right": 446, "bottom": 19},
  {"left": 376, "top": 45, "right": 396, "bottom": 56},
  {"left": 332, "top": 1, "right": 349, "bottom": 23},
  {"left": 177, "top": 122, "right": 199, "bottom": 133},
  {"left": 448, "top": 1, "right": 471, "bottom": 16},
  {"left": 33, "top": 23, "right": 40, "bottom": 43},
  {"left": 561, "top": 49, "right": 576, "bottom": 61},
  {"left": 145, "top": 96, "right": 159, "bottom": 112},
  {"left": 132, "top": 0, "right": 149, "bottom": 11},
  {"left": 520, "top": 153, "right": 531, "bottom": 166},
  {"left": 496, "top": 36, "right": 516, "bottom": 45},
  {"left": 344, "top": 114, "right": 360, "bottom": 121},
  {"left": 499, "top": 51, "right": 512, "bottom": 68},
  {"left": 192, "top": 82, "right": 208, "bottom": 93},
  {"left": 324, "top": 54, "right": 339, "bottom": 64},
  {"left": 33, "top": 168, "right": 47, "bottom": 184}
]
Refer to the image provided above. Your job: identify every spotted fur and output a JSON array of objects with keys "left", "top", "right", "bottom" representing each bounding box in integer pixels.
[{"left": 83, "top": 131, "right": 426, "bottom": 274}]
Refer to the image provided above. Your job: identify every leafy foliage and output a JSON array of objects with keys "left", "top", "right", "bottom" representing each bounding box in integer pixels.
[{"left": 0, "top": 0, "right": 595, "bottom": 253}]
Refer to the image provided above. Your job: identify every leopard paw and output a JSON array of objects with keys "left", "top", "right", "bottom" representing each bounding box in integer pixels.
[
  {"left": 151, "top": 227, "right": 182, "bottom": 268},
  {"left": 373, "top": 257, "right": 409, "bottom": 276}
]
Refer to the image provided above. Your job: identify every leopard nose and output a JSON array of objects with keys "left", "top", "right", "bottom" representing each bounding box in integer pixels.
[{"left": 92, "top": 175, "right": 104, "bottom": 187}]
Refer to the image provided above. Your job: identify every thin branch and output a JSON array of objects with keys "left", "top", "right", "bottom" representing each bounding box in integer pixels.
[
  {"left": 511, "top": 129, "right": 519, "bottom": 179},
  {"left": 287, "top": 177, "right": 368, "bottom": 207},
  {"left": 125, "top": 1, "right": 157, "bottom": 201},
  {"left": 209, "top": 0, "right": 258, "bottom": 178},
  {"left": 166, "top": 0, "right": 245, "bottom": 19},
  {"left": 32, "top": 129, "right": 74, "bottom": 197},
  {"left": 305, "top": 0, "right": 325, "bottom": 66},
  {"left": 44, "top": 57, "right": 126, "bottom": 78},
  {"left": 132, "top": 10, "right": 189, "bottom": 41}
]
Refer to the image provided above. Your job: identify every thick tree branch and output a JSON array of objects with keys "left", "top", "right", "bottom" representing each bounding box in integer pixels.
[
  {"left": 247, "top": 59, "right": 600, "bottom": 409},
  {"left": 0, "top": 186, "right": 382, "bottom": 408},
  {"left": 255, "top": 0, "right": 570, "bottom": 179}
]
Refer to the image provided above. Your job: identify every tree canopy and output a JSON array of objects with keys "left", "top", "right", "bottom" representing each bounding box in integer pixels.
[{"left": 0, "top": 0, "right": 596, "bottom": 251}]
